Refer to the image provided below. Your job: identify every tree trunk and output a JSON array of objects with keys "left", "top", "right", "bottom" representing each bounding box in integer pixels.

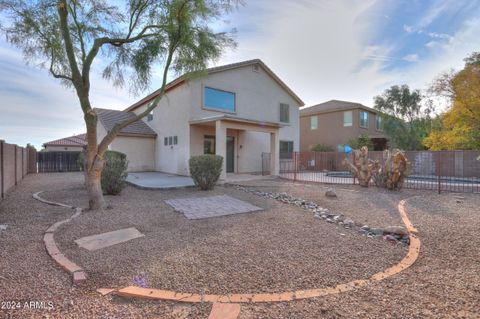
[
  {"left": 84, "top": 108, "right": 107, "bottom": 210},
  {"left": 85, "top": 156, "right": 106, "bottom": 210}
]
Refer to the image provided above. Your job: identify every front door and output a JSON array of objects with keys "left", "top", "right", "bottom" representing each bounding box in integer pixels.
[{"left": 226, "top": 136, "right": 235, "bottom": 173}]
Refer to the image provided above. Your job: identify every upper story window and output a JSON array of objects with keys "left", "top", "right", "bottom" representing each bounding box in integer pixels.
[
  {"left": 279, "top": 103, "right": 290, "bottom": 123},
  {"left": 147, "top": 111, "right": 153, "bottom": 121},
  {"left": 376, "top": 115, "right": 383, "bottom": 131},
  {"left": 204, "top": 87, "right": 235, "bottom": 112},
  {"left": 359, "top": 111, "right": 369, "bottom": 128},
  {"left": 343, "top": 111, "right": 352, "bottom": 127},
  {"left": 310, "top": 116, "right": 318, "bottom": 130}
]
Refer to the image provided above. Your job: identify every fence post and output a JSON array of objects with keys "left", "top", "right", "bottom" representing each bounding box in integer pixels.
[
  {"left": 293, "top": 152, "right": 297, "bottom": 182},
  {"left": 1, "top": 140, "right": 4, "bottom": 199},
  {"left": 437, "top": 151, "right": 442, "bottom": 194},
  {"left": 352, "top": 151, "right": 356, "bottom": 185}
]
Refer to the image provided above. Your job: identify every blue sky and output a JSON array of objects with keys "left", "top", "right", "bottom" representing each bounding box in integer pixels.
[{"left": 1, "top": 0, "right": 479, "bottom": 149}]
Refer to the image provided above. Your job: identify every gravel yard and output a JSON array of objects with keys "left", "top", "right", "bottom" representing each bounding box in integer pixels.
[
  {"left": 1, "top": 172, "right": 479, "bottom": 318},
  {"left": 48, "top": 175, "right": 406, "bottom": 295}
]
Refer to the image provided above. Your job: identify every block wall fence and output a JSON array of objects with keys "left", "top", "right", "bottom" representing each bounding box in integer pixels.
[{"left": 0, "top": 140, "right": 37, "bottom": 200}]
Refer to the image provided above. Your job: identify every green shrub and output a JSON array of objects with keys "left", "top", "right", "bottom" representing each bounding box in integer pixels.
[
  {"left": 347, "top": 134, "right": 374, "bottom": 150},
  {"left": 101, "top": 151, "right": 128, "bottom": 195},
  {"left": 311, "top": 143, "right": 334, "bottom": 152},
  {"left": 189, "top": 155, "right": 223, "bottom": 190}
]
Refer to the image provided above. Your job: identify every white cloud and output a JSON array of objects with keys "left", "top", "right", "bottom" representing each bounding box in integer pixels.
[
  {"left": 403, "top": 54, "right": 420, "bottom": 62},
  {"left": 403, "top": 24, "right": 415, "bottom": 33},
  {"left": 217, "top": 0, "right": 393, "bottom": 106}
]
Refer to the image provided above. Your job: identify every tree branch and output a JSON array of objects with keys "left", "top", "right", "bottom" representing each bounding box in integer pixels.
[{"left": 68, "top": 0, "right": 86, "bottom": 63}]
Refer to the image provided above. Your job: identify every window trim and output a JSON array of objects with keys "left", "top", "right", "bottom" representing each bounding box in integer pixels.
[
  {"left": 202, "top": 85, "right": 236, "bottom": 114},
  {"left": 310, "top": 115, "right": 318, "bottom": 130},
  {"left": 343, "top": 111, "right": 353, "bottom": 127},
  {"left": 359, "top": 110, "right": 369, "bottom": 129},
  {"left": 279, "top": 103, "right": 290, "bottom": 124}
]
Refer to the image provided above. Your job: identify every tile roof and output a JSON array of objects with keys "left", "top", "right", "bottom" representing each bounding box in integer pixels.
[
  {"left": 125, "top": 59, "right": 305, "bottom": 112},
  {"left": 95, "top": 108, "right": 157, "bottom": 137},
  {"left": 43, "top": 133, "right": 87, "bottom": 147},
  {"left": 300, "top": 100, "right": 379, "bottom": 117}
]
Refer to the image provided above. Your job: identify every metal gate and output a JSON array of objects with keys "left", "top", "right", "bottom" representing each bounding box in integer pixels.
[{"left": 37, "top": 151, "right": 82, "bottom": 173}]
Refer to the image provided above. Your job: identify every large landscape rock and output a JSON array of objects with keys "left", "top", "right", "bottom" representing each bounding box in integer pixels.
[{"left": 325, "top": 188, "right": 337, "bottom": 198}]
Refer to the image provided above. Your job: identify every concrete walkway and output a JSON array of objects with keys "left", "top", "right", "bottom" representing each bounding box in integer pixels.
[
  {"left": 127, "top": 172, "right": 274, "bottom": 190},
  {"left": 126, "top": 172, "right": 195, "bottom": 189}
]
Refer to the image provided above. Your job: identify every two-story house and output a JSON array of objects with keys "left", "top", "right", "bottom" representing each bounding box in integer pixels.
[
  {"left": 299, "top": 100, "right": 388, "bottom": 152},
  {"left": 96, "top": 59, "right": 304, "bottom": 179}
]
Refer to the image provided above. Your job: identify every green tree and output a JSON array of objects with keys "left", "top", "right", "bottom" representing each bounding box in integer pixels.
[
  {"left": 347, "top": 134, "right": 374, "bottom": 151},
  {"left": 374, "top": 85, "right": 431, "bottom": 150},
  {"left": 0, "top": 0, "right": 238, "bottom": 209},
  {"left": 424, "top": 52, "right": 480, "bottom": 150}
]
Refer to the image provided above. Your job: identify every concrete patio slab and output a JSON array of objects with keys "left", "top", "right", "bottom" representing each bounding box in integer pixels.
[
  {"left": 165, "top": 195, "right": 262, "bottom": 219},
  {"left": 75, "top": 227, "right": 145, "bottom": 251},
  {"left": 127, "top": 172, "right": 195, "bottom": 189}
]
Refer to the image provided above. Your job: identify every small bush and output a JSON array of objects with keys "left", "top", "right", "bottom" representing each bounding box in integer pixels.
[
  {"left": 189, "top": 155, "right": 223, "bottom": 190},
  {"left": 311, "top": 143, "right": 334, "bottom": 152},
  {"left": 101, "top": 151, "right": 128, "bottom": 195}
]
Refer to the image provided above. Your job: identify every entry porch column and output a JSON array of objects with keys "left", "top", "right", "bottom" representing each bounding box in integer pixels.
[
  {"left": 215, "top": 120, "right": 227, "bottom": 180},
  {"left": 270, "top": 130, "right": 280, "bottom": 176}
]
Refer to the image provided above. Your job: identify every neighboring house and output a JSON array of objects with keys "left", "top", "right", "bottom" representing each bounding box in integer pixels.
[
  {"left": 96, "top": 59, "right": 304, "bottom": 178},
  {"left": 300, "top": 100, "right": 388, "bottom": 151},
  {"left": 43, "top": 133, "right": 86, "bottom": 152}
]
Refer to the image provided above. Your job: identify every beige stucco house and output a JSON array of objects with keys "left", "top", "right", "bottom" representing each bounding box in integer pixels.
[
  {"left": 300, "top": 100, "right": 388, "bottom": 151},
  {"left": 96, "top": 59, "right": 304, "bottom": 179}
]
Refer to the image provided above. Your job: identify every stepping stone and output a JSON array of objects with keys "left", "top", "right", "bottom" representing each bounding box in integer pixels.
[
  {"left": 208, "top": 303, "right": 241, "bottom": 319},
  {"left": 165, "top": 195, "right": 262, "bottom": 220},
  {"left": 75, "top": 227, "right": 144, "bottom": 251},
  {"left": 0, "top": 225, "right": 7, "bottom": 231}
]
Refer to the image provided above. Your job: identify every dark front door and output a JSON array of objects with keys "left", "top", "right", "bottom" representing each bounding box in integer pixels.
[{"left": 226, "top": 136, "right": 235, "bottom": 173}]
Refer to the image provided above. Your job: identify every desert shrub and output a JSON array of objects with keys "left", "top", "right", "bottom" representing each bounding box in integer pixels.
[
  {"left": 101, "top": 151, "right": 128, "bottom": 195},
  {"left": 347, "top": 134, "right": 374, "bottom": 150},
  {"left": 311, "top": 143, "right": 334, "bottom": 152},
  {"left": 189, "top": 155, "right": 223, "bottom": 190}
]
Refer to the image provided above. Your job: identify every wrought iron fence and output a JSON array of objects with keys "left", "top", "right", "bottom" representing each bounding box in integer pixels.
[
  {"left": 262, "top": 150, "right": 480, "bottom": 193},
  {"left": 37, "top": 151, "right": 82, "bottom": 173}
]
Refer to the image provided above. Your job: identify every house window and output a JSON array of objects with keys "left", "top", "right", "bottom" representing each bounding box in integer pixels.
[
  {"left": 279, "top": 103, "right": 290, "bottom": 123},
  {"left": 280, "top": 140, "right": 294, "bottom": 159},
  {"left": 164, "top": 137, "right": 168, "bottom": 146},
  {"left": 174, "top": 136, "right": 178, "bottom": 145},
  {"left": 359, "top": 111, "right": 369, "bottom": 128},
  {"left": 204, "top": 87, "right": 235, "bottom": 112},
  {"left": 147, "top": 111, "right": 153, "bottom": 121},
  {"left": 204, "top": 135, "right": 216, "bottom": 154},
  {"left": 343, "top": 111, "right": 352, "bottom": 127},
  {"left": 310, "top": 116, "right": 318, "bottom": 130},
  {"left": 168, "top": 136, "right": 173, "bottom": 145},
  {"left": 376, "top": 115, "right": 383, "bottom": 131}
]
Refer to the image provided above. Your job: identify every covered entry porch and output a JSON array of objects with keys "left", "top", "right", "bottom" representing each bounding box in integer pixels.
[{"left": 190, "top": 115, "right": 282, "bottom": 180}]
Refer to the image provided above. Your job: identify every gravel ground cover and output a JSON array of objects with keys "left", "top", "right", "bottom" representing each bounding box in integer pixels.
[
  {"left": 3, "top": 173, "right": 478, "bottom": 318},
  {"left": 239, "top": 190, "right": 480, "bottom": 319},
  {"left": 0, "top": 173, "right": 211, "bottom": 318},
  {"left": 48, "top": 174, "right": 406, "bottom": 296},
  {"left": 234, "top": 179, "right": 419, "bottom": 228}
]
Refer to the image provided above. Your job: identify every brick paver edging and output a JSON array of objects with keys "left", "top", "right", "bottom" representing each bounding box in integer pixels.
[
  {"left": 111, "top": 197, "right": 421, "bottom": 304},
  {"left": 33, "top": 191, "right": 87, "bottom": 284}
]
